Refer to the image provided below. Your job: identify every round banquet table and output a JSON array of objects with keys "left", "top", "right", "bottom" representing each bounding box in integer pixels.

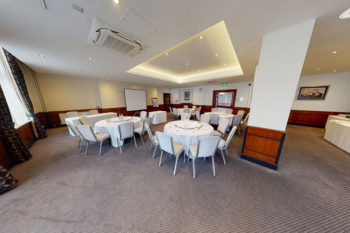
[
  {"left": 164, "top": 120, "right": 214, "bottom": 154},
  {"left": 204, "top": 112, "right": 234, "bottom": 125},
  {"left": 94, "top": 116, "right": 141, "bottom": 147}
]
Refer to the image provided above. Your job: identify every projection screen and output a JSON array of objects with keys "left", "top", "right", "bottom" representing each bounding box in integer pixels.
[{"left": 124, "top": 89, "right": 147, "bottom": 111}]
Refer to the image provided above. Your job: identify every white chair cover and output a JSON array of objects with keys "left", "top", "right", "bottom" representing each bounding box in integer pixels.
[
  {"left": 191, "top": 136, "right": 220, "bottom": 158},
  {"left": 211, "top": 108, "right": 218, "bottom": 112},
  {"left": 217, "top": 118, "right": 230, "bottom": 134},
  {"left": 184, "top": 105, "right": 188, "bottom": 108},
  {"left": 237, "top": 110, "right": 245, "bottom": 116},
  {"left": 140, "top": 111, "right": 147, "bottom": 119},
  {"left": 118, "top": 121, "right": 134, "bottom": 139},
  {"left": 192, "top": 105, "right": 197, "bottom": 109},
  {"left": 76, "top": 125, "right": 96, "bottom": 142},
  {"left": 66, "top": 111, "right": 79, "bottom": 118},
  {"left": 195, "top": 111, "right": 201, "bottom": 121},
  {"left": 232, "top": 114, "right": 244, "bottom": 126},
  {"left": 156, "top": 132, "right": 174, "bottom": 154},
  {"left": 181, "top": 113, "right": 191, "bottom": 120},
  {"left": 211, "top": 114, "right": 220, "bottom": 125},
  {"left": 200, "top": 114, "right": 210, "bottom": 124},
  {"left": 226, "top": 109, "right": 233, "bottom": 114},
  {"left": 222, "top": 126, "right": 237, "bottom": 149},
  {"left": 88, "top": 110, "right": 98, "bottom": 115},
  {"left": 79, "top": 116, "right": 90, "bottom": 126},
  {"left": 183, "top": 108, "right": 190, "bottom": 113}
]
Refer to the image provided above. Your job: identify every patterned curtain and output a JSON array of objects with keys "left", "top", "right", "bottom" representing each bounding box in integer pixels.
[
  {"left": 0, "top": 85, "right": 32, "bottom": 164},
  {"left": 3, "top": 49, "right": 47, "bottom": 138},
  {"left": 0, "top": 166, "right": 17, "bottom": 194}
]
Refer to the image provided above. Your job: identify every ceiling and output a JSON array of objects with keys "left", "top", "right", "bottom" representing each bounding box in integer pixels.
[{"left": 0, "top": 0, "right": 349, "bottom": 88}]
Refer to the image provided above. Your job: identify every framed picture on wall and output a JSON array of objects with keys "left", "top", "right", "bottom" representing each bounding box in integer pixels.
[
  {"left": 151, "top": 98, "right": 159, "bottom": 107},
  {"left": 297, "top": 86, "right": 329, "bottom": 100},
  {"left": 184, "top": 91, "right": 191, "bottom": 100}
]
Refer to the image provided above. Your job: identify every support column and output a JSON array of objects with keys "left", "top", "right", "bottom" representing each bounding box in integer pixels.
[{"left": 241, "top": 19, "right": 315, "bottom": 170}]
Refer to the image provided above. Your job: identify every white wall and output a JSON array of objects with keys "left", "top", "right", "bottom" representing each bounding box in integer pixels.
[
  {"left": 292, "top": 72, "right": 350, "bottom": 112},
  {"left": 158, "top": 81, "right": 253, "bottom": 107},
  {"left": 249, "top": 19, "right": 315, "bottom": 131},
  {"left": 35, "top": 74, "right": 158, "bottom": 111}
]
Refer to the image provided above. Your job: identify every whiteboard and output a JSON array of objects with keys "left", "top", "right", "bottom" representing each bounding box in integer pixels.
[{"left": 124, "top": 89, "right": 147, "bottom": 111}]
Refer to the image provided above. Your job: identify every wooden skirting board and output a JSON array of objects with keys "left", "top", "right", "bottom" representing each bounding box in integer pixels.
[{"left": 240, "top": 126, "right": 286, "bottom": 170}]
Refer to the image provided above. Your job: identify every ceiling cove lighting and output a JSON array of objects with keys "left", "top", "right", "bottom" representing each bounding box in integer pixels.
[
  {"left": 340, "top": 8, "right": 350, "bottom": 19},
  {"left": 127, "top": 21, "right": 243, "bottom": 84}
]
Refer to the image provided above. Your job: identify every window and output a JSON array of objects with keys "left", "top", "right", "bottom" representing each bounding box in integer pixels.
[{"left": 0, "top": 48, "right": 30, "bottom": 128}]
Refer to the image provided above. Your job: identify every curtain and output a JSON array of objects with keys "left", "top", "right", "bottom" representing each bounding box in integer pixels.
[
  {"left": 3, "top": 49, "right": 47, "bottom": 138},
  {"left": 0, "top": 85, "right": 32, "bottom": 164},
  {"left": 0, "top": 166, "right": 17, "bottom": 194}
]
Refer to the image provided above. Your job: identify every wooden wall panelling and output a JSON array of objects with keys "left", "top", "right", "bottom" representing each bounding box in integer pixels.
[
  {"left": 288, "top": 110, "right": 350, "bottom": 128},
  {"left": 240, "top": 126, "right": 286, "bottom": 170}
]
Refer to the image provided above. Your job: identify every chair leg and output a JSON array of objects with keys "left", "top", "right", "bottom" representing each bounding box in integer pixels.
[
  {"left": 220, "top": 149, "right": 226, "bottom": 166},
  {"left": 152, "top": 145, "right": 158, "bottom": 159},
  {"left": 225, "top": 149, "right": 229, "bottom": 157},
  {"left": 99, "top": 140, "right": 103, "bottom": 157},
  {"left": 173, "top": 156, "right": 179, "bottom": 176},
  {"left": 133, "top": 136, "right": 138, "bottom": 149},
  {"left": 149, "top": 143, "right": 153, "bottom": 151},
  {"left": 78, "top": 138, "right": 82, "bottom": 152},
  {"left": 117, "top": 139, "right": 122, "bottom": 154},
  {"left": 192, "top": 158, "right": 196, "bottom": 179},
  {"left": 211, "top": 156, "right": 216, "bottom": 176},
  {"left": 159, "top": 150, "right": 163, "bottom": 167},
  {"left": 140, "top": 134, "right": 144, "bottom": 144},
  {"left": 85, "top": 142, "right": 89, "bottom": 155}
]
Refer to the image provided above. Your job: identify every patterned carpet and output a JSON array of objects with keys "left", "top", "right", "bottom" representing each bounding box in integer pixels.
[{"left": 0, "top": 118, "right": 349, "bottom": 232}]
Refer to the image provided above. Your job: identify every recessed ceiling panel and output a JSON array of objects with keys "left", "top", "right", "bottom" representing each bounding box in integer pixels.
[{"left": 127, "top": 21, "right": 243, "bottom": 83}]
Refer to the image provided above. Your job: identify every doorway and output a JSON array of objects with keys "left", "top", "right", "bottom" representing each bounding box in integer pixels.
[{"left": 163, "top": 93, "right": 171, "bottom": 111}]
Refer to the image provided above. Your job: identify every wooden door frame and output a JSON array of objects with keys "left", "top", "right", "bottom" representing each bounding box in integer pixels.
[
  {"left": 212, "top": 89, "right": 237, "bottom": 109},
  {"left": 163, "top": 93, "right": 171, "bottom": 111}
]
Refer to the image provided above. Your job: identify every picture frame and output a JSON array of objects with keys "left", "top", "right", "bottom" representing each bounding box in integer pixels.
[
  {"left": 297, "top": 86, "right": 329, "bottom": 100},
  {"left": 184, "top": 91, "right": 191, "bottom": 100},
  {"left": 151, "top": 97, "right": 159, "bottom": 107}
]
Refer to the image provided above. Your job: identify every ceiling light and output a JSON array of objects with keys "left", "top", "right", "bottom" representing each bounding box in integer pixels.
[
  {"left": 215, "top": 54, "right": 218, "bottom": 57},
  {"left": 224, "top": 64, "right": 226, "bottom": 66},
  {"left": 185, "top": 62, "right": 189, "bottom": 66},
  {"left": 333, "top": 69, "right": 337, "bottom": 72},
  {"left": 88, "top": 57, "right": 93, "bottom": 61},
  {"left": 316, "top": 67, "right": 320, "bottom": 71},
  {"left": 199, "top": 35, "right": 203, "bottom": 40},
  {"left": 166, "top": 53, "right": 169, "bottom": 56},
  {"left": 39, "top": 54, "right": 45, "bottom": 58},
  {"left": 113, "top": 0, "right": 120, "bottom": 5},
  {"left": 339, "top": 8, "right": 350, "bottom": 19},
  {"left": 332, "top": 51, "right": 337, "bottom": 54}
]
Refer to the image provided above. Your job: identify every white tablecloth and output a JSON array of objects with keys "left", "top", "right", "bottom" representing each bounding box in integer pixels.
[
  {"left": 149, "top": 111, "right": 167, "bottom": 124},
  {"left": 94, "top": 117, "right": 141, "bottom": 147},
  {"left": 65, "top": 112, "right": 117, "bottom": 136},
  {"left": 325, "top": 115, "right": 350, "bottom": 130},
  {"left": 324, "top": 120, "right": 350, "bottom": 153},
  {"left": 204, "top": 112, "right": 234, "bottom": 125},
  {"left": 164, "top": 120, "right": 214, "bottom": 154}
]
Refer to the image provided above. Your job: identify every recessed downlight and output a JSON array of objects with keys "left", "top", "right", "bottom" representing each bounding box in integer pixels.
[
  {"left": 333, "top": 69, "right": 337, "bottom": 72},
  {"left": 215, "top": 54, "right": 218, "bottom": 57},
  {"left": 332, "top": 50, "right": 337, "bottom": 54},
  {"left": 199, "top": 35, "right": 203, "bottom": 40},
  {"left": 114, "top": 0, "right": 120, "bottom": 5},
  {"left": 166, "top": 52, "right": 169, "bottom": 56},
  {"left": 316, "top": 67, "right": 320, "bottom": 71},
  {"left": 88, "top": 57, "right": 93, "bottom": 61},
  {"left": 39, "top": 54, "right": 45, "bottom": 58}
]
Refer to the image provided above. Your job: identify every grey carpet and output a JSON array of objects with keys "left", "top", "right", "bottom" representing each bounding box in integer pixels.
[{"left": 0, "top": 117, "right": 349, "bottom": 232}]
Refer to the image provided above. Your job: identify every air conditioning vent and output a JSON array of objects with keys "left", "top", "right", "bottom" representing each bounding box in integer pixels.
[{"left": 88, "top": 18, "right": 144, "bottom": 57}]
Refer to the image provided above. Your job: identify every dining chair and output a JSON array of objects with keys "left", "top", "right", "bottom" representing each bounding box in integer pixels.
[
  {"left": 145, "top": 123, "right": 158, "bottom": 158},
  {"left": 181, "top": 113, "right": 191, "bottom": 120},
  {"left": 214, "top": 118, "right": 230, "bottom": 138},
  {"left": 218, "top": 126, "right": 237, "bottom": 162},
  {"left": 197, "top": 106, "right": 201, "bottom": 113},
  {"left": 66, "top": 122, "right": 83, "bottom": 152},
  {"left": 189, "top": 136, "right": 221, "bottom": 178},
  {"left": 200, "top": 114, "right": 210, "bottom": 124},
  {"left": 75, "top": 125, "right": 110, "bottom": 156},
  {"left": 183, "top": 108, "right": 190, "bottom": 114},
  {"left": 66, "top": 111, "right": 79, "bottom": 118},
  {"left": 192, "top": 105, "right": 197, "bottom": 110},
  {"left": 134, "top": 117, "right": 151, "bottom": 144},
  {"left": 117, "top": 121, "right": 137, "bottom": 154},
  {"left": 156, "top": 132, "right": 184, "bottom": 176},
  {"left": 88, "top": 109, "right": 98, "bottom": 115},
  {"left": 239, "top": 113, "right": 249, "bottom": 134},
  {"left": 169, "top": 107, "right": 173, "bottom": 114},
  {"left": 172, "top": 108, "right": 179, "bottom": 120},
  {"left": 226, "top": 109, "right": 233, "bottom": 114},
  {"left": 140, "top": 111, "right": 147, "bottom": 119},
  {"left": 184, "top": 105, "right": 188, "bottom": 108},
  {"left": 79, "top": 116, "right": 90, "bottom": 126},
  {"left": 195, "top": 111, "right": 201, "bottom": 121},
  {"left": 210, "top": 113, "right": 219, "bottom": 125},
  {"left": 231, "top": 115, "right": 244, "bottom": 135},
  {"left": 237, "top": 110, "right": 245, "bottom": 116},
  {"left": 211, "top": 108, "right": 218, "bottom": 112}
]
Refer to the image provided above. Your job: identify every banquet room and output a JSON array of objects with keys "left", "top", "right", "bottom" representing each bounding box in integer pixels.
[{"left": 0, "top": 0, "right": 350, "bottom": 232}]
